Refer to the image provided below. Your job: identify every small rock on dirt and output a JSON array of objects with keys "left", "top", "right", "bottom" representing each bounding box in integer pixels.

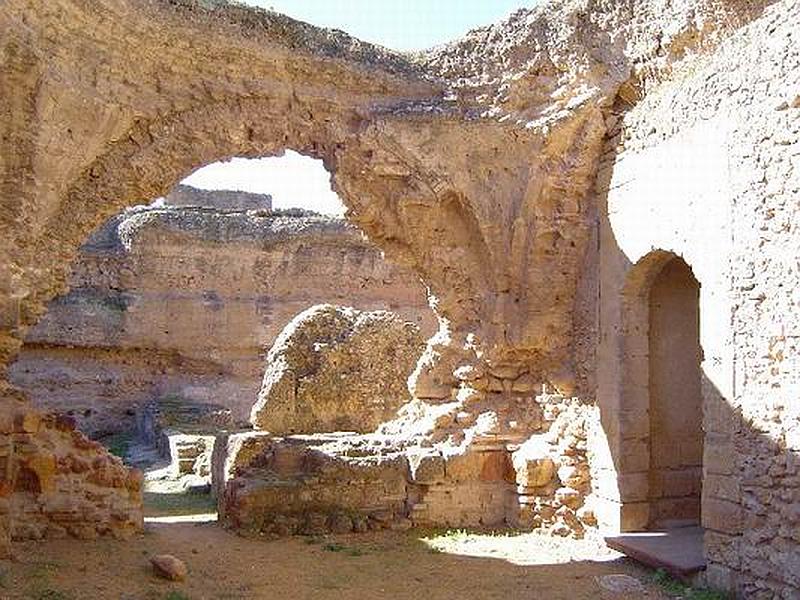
[
  {"left": 150, "top": 554, "right": 188, "bottom": 581},
  {"left": 596, "top": 574, "right": 646, "bottom": 595}
]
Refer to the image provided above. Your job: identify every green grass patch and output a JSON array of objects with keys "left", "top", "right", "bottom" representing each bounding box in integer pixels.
[
  {"left": 102, "top": 431, "right": 134, "bottom": 460},
  {"left": 164, "top": 592, "right": 190, "bottom": 600},
  {"left": 420, "top": 527, "right": 528, "bottom": 542},
  {"left": 652, "top": 569, "right": 728, "bottom": 600},
  {"left": 143, "top": 492, "right": 216, "bottom": 518}
]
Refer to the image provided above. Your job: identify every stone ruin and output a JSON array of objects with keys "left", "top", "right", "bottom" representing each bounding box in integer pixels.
[
  {"left": 8, "top": 183, "right": 434, "bottom": 509},
  {"left": 10, "top": 185, "right": 433, "bottom": 438},
  {"left": 251, "top": 304, "right": 426, "bottom": 434},
  {"left": 2, "top": 0, "right": 799, "bottom": 596}
]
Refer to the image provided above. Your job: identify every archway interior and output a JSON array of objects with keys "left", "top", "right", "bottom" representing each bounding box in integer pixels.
[
  {"left": 9, "top": 154, "right": 434, "bottom": 517},
  {"left": 647, "top": 257, "right": 702, "bottom": 529}
]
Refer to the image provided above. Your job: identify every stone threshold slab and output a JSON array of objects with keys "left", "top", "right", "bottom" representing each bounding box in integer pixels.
[{"left": 604, "top": 526, "right": 706, "bottom": 581}]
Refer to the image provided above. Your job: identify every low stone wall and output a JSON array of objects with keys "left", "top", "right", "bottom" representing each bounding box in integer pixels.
[
  {"left": 0, "top": 391, "right": 143, "bottom": 555},
  {"left": 217, "top": 385, "right": 600, "bottom": 539},
  {"left": 215, "top": 433, "right": 412, "bottom": 535}
]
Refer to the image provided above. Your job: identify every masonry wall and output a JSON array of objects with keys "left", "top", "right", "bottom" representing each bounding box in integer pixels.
[
  {"left": 647, "top": 258, "right": 703, "bottom": 528},
  {"left": 594, "top": 1, "right": 800, "bottom": 595}
]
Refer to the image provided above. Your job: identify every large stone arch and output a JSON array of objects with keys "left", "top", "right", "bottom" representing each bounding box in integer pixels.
[
  {"left": 0, "top": 0, "right": 608, "bottom": 554},
  {"left": 3, "top": 0, "right": 771, "bottom": 566}
]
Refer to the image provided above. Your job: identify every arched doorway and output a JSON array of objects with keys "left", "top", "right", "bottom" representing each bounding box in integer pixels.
[
  {"left": 606, "top": 252, "right": 706, "bottom": 578},
  {"left": 647, "top": 256, "right": 702, "bottom": 528},
  {"left": 616, "top": 251, "right": 704, "bottom": 530}
]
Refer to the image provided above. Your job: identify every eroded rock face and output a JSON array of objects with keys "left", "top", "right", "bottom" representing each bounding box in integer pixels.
[
  {"left": 165, "top": 184, "right": 272, "bottom": 211},
  {"left": 251, "top": 304, "right": 425, "bottom": 434},
  {"left": 9, "top": 188, "right": 433, "bottom": 437}
]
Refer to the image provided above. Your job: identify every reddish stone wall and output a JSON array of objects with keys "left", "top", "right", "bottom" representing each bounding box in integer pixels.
[{"left": 1, "top": 391, "right": 142, "bottom": 555}]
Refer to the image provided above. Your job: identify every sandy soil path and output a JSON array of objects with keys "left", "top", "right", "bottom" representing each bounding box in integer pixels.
[{"left": 0, "top": 522, "right": 668, "bottom": 600}]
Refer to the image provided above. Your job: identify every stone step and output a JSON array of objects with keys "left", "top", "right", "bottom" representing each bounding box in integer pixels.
[{"left": 604, "top": 526, "right": 706, "bottom": 581}]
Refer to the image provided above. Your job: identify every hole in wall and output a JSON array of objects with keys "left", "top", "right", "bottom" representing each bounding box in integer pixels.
[{"left": 178, "top": 152, "right": 346, "bottom": 216}]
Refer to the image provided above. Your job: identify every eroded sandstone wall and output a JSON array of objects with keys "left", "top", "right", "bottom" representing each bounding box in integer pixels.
[
  {"left": 251, "top": 304, "right": 426, "bottom": 434},
  {"left": 10, "top": 188, "right": 434, "bottom": 437},
  {"left": 1, "top": 386, "right": 143, "bottom": 544}
]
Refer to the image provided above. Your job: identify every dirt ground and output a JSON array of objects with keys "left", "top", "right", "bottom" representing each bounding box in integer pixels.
[{"left": 0, "top": 519, "right": 674, "bottom": 600}]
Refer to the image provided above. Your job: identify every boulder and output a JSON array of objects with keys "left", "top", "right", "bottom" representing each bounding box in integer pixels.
[
  {"left": 150, "top": 554, "right": 188, "bottom": 581},
  {"left": 250, "top": 304, "right": 425, "bottom": 434}
]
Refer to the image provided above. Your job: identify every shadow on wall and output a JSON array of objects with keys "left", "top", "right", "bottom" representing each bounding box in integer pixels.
[{"left": 592, "top": 125, "right": 800, "bottom": 597}]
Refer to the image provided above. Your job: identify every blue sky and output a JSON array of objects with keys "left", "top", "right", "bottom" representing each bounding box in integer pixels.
[
  {"left": 241, "top": 0, "right": 533, "bottom": 52},
  {"left": 182, "top": 1, "right": 532, "bottom": 214}
]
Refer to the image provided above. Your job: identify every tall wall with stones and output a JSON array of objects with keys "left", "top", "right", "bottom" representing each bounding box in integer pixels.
[
  {"left": 10, "top": 187, "right": 434, "bottom": 437},
  {"left": 595, "top": 1, "right": 799, "bottom": 595}
]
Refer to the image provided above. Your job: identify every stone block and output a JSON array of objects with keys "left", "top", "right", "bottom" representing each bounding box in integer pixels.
[
  {"left": 703, "top": 499, "right": 743, "bottom": 535},
  {"left": 618, "top": 472, "right": 649, "bottom": 502},
  {"left": 704, "top": 435, "right": 735, "bottom": 476},
  {"left": 619, "top": 439, "right": 649, "bottom": 472},
  {"left": 617, "top": 410, "right": 649, "bottom": 439},
  {"left": 515, "top": 457, "right": 556, "bottom": 488},
  {"left": 655, "top": 468, "right": 702, "bottom": 498},
  {"left": 704, "top": 474, "right": 740, "bottom": 503},
  {"left": 555, "top": 487, "right": 583, "bottom": 510},
  {"left": 410, "top": 453, "right": 445, "bottom": 484},
  {"left": 620, "top": 502, "right": 649, "bottom": 532}
]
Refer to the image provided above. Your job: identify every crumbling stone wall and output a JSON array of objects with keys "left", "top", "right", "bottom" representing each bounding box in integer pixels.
[
  {"left": 2, "top": 387, "right": 142, "bottom": 543},
  {"left": 596, "top": 1, "right": 800, "bottom": 595},
  {"left": 10, "top": 189, "right": 433, "bottom": 436},
  {"left": 1, "top": 0, "right": 797, "bottom": 595},
  {"left": 216, "top": 391, "right": 599, "bottom": 538}
]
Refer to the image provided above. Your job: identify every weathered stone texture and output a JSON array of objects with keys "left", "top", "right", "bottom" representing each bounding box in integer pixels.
[
  {"left": 0, "top": 391, "right": 143, "bottom": 551},
  {"left": 9, "top": 190, "right": 433, "bottom": 436},
  {"left": 251, "top": 304, "right": 425, "bottom": 434},
  {"left": 165, "top": 184, "right": 272, "bottom": 211},
  {"left": 596, "top": 1, "right": 800, "bottom": 595},
  {"left": 221, "top": 376, "right": 598, "bottom": 539},
  {"left": 1, "top": 0, "right": 798, "bottom": 595},
  {"left": 215, "top": 433, "right": 412, "bottom": 535}
]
